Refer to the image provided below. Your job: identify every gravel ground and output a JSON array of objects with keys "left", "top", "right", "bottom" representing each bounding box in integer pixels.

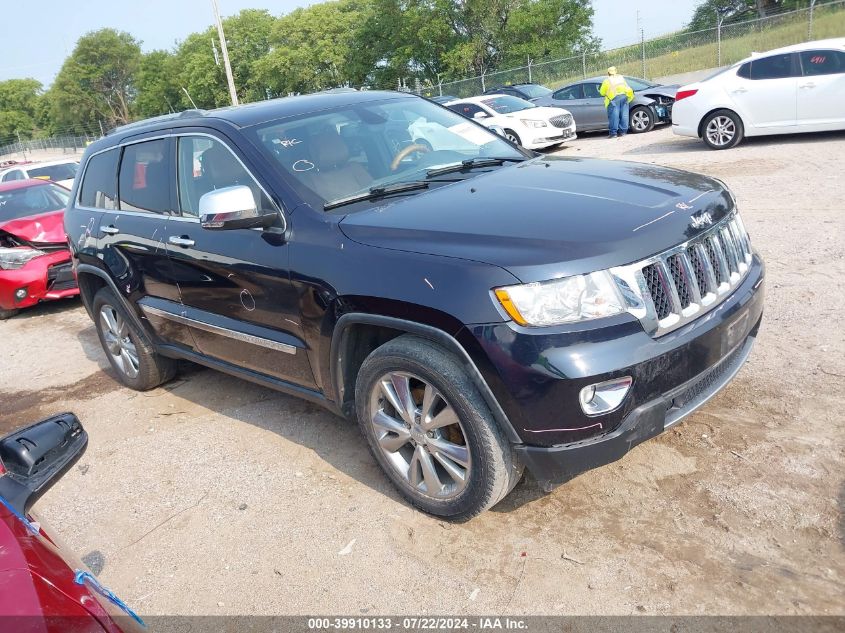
[{"left": 1, "top": 126, "right": 843, "bottom": 617}]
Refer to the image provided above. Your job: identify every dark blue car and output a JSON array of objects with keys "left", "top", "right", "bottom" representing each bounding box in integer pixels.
[{"left": 65, "top": 91, "right": 764, "bottom": 520}]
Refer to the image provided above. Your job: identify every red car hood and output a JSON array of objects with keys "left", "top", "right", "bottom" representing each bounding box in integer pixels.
[{"left": 0, "top": 209, "right": 66, "bottom": 244}]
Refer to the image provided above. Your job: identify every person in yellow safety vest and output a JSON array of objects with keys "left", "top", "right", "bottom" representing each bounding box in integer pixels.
[{"left": 599, "top": 67, "right": 634, "bottom": 139}]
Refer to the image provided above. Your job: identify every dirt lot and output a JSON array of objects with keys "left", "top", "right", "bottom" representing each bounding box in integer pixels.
[{"left": 1, "top": 126, "right": 843, "bottom": 617}]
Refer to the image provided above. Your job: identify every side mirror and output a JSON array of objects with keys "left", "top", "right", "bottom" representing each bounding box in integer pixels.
[
  {"left": 199, "top": 185, "right": 277, "bottom": 230},
  {"left": 0, "top": 413, "right": 87, "bottom": 515},
  {"left": 487, "top": 124, "right": 506, "bottom": 137},
  {"left": 473, "top": 112, "right": 489, "bottom": 120}
]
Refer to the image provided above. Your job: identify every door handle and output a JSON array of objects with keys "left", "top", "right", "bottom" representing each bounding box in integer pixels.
[
  {"left": 799, "top": 83, "right": 816, "bottom": 89},
  {"left": 732, "top": 88, "right": 748, "bottom": 94},
  {"left": 100, "top": 225, "right": 119, "bottom": 235},
  {"left": 168, "top": 236, "right": 195, "bottom": 247}
]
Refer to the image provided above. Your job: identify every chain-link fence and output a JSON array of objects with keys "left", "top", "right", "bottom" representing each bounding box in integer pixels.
[
  {"left": 0, "top": 134, "right": 96, "bottom": 160},
  {"left": 423, "top": 0, "right": 845, "bottom": 98}
]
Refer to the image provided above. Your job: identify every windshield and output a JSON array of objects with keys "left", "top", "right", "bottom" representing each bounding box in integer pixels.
[
  {"left": 480, "top": 95, "right": 536, "bottom": 114},
  {"left": 0, "top": 183, "right": 70, "bottom": 222},
  {"left": 519, "top": 84, "right": 552, "bottom": 99},
  {"left": 247, "top": 96, "right": 524, "bottom": 210},
  {"left": 625, "top": 77, "right": 658, "bottom": 91},
  {"left": 28, "top": 162, "right": 78, "bottom": 181}
]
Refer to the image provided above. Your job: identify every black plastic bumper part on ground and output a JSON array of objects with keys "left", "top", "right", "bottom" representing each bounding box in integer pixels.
[{"left": 516, "top": 329, "right": 759, "bottom": 491}]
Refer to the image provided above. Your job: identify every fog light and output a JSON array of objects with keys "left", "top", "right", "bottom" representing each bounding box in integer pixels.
[
  {"left": 579, "top": 376, "right": 633, "bottom": 416},
  {"left": 14, "top": 288, "right": 27, "bottom": 301}
]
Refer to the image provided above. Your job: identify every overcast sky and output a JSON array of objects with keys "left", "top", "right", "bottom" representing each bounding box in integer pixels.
[{"left": 0, "top": 0, "right": 700, "bottom": 86}]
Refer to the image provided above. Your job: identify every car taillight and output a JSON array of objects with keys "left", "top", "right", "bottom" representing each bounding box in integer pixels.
[{"left": 675, "top": 89, "right": 698, "bottom": 102}]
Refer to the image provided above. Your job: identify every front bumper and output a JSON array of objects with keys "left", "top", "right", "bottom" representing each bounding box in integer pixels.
[
  {"left": 527, "top": 126, "right": 577, "bottom": 149},
  {"left": 468, "top": 253, "right": 764, "bottom": 482},
  {"left": 516, "top": 326, "right": 758, "bottom": 489},
  {"left": 0, "top": 250, "right": 79, "bottom": 311}
]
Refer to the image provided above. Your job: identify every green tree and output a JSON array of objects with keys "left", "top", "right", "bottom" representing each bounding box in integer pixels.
[
  {"left": 0, "top": 78, "right": 43, "bottom": 141},
  {"left": 687, "top": 0, "right": 821, "bottom": 31},
  {"left": 46, "top": 29, "right": 142, "bottom": 132},
  {"left": 135, "top": 50, "right": 182, "bottom": 117},
  {"left": 255, "top": 0, "right": 369, "bottom": 96}
]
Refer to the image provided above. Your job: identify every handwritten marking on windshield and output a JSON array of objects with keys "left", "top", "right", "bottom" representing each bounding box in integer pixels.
[{"left": 293, "top": 160, "right": 315, "bottom": 172}]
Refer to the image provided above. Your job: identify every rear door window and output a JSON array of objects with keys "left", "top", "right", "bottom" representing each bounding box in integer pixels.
[
  {"left": 118, "top": 139, "right": 172, "bottom": 214},
  {"left": 79, "top": 149, "right": 119, "bottom": 209},
  {"left": 748, "top": 53, "right": 798, "bottom": 80},
  {"left": 799, "top": 49, "right": 845, "bottom": 76}
]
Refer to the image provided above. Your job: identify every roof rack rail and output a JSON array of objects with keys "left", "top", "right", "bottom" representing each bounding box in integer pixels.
[{"left": 106, "top": 109, "right": 207, "bottom": 136}]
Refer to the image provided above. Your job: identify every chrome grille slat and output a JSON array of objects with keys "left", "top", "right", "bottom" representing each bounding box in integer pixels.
[{"left": 610, "top": 211, "right": 753, "bottom": 337}]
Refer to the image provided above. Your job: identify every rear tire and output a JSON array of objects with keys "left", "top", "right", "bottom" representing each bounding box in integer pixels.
[
  {"left": 355, "top": 335, "right": 522, "bottom": 520},
  {"left": 0, "top": 308, "right": 18, "bottom": 320},
  {"left": 92, "top": 287, "right": 176, "bottom": 391},
  {"left": 701, "top": 109, "right": 744, "bottom": 150},
  {"left": 629, "top": 106, "right": 655, "bottom": 133}
]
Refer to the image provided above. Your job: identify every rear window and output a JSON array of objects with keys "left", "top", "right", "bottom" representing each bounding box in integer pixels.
[
  {"left": 79, "top": 149, "right": 119, "bottom": 209},
  {"left": 0, "top": 183, "right": 70, "bottom": 222},
  {"left": 517, "top": 84, "right": 552, "bottom": 99},
  {"left": 27, "top": 162, "right": 78, "bottom": 182},
  {"left": 118, "top": 139, "right": 171, "bottom": 214}
]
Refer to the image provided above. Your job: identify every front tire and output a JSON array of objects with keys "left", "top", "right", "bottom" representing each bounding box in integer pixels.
[
  {"left": 503, "top": 129, "right": 522, "bottom": 146},
  {"left": 629, "top": 106, "right": 655, "bottom": 133},
  {"left": 0, "top": 307, "right": 18, "bottom": 320},
  {"left": 701, "top": 109, "right": 744, "bottom": 150},
  {"left": 92, "top": 287, "right": 176, "bottom": 390},
  {"left": 355, "top": 335, "right": 522, "bottom": 520}
]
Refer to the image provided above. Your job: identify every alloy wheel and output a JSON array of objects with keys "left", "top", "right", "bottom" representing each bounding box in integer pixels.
[
  {"left": 631, "top": 109, "right": 651, "bottom": 132},
  {"left": 706, "top": 116, "right": 736, "bottom": 147},
  {"left": 368, "top": 371, "right": 471, "bottom": 499},
  {"left": 99, "top": 305, "right": 140, "bottom": 379},
  {"left": 505, "top": 132, "right": 520, "bottom": 145}
]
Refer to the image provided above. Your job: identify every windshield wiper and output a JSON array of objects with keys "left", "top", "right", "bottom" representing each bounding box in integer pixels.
[
  {"left": 425, "top": 156, "right": 525, "bottom": 178},
  {"left": 324, "top": 181, "right": 429, "bottom": 211}
]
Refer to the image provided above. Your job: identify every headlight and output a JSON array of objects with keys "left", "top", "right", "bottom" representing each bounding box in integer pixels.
[
  {"left": 520, "top": 119, "right": 547, "bottom": 128},
  {"left": 0, "top": 247, "right": 45, "bottom": 270},
  {"left": 494, "top": 271, "right": 625, "bottom": 326}
]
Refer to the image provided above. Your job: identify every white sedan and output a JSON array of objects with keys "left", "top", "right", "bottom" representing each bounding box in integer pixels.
[
  {"left": 673, "top": 38, "right": 845, "bottom": 149},
  {"left": 0, "top": 159, "right": 80, "bottom": 188},
  {"left": 444, "top": 94, "right": 576, "bottom": 149}
]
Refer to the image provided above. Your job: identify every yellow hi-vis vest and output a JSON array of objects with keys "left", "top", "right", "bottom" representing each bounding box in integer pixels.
[{"left": 599, "top": 75, "right": 634, "bottom": 108}]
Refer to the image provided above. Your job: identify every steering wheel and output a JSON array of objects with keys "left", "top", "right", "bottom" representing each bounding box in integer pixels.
[{"left": 390, "top": 143, "right": 431, "bottom": 171}]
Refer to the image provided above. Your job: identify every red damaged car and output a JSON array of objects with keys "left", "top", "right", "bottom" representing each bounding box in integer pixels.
[{"left": 0, "top": 179, "right": 79, "bottom": 319}]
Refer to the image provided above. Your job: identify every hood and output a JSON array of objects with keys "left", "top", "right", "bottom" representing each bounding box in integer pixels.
[
  {"left": 502, "top": 106, "right": 569, "bottom": 120},
  {"left": 339, "top": 156, "right": 734, "bottom": 283},
  {"left": 0, "top": 209, "right": 67, "bottom": 245}
]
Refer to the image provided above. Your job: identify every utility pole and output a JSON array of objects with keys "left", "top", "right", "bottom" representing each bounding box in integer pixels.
[{"left": 211, "top": 0, "right": 239, "bottom": 106}]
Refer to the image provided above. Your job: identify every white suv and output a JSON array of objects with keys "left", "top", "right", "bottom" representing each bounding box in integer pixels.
[{"left": 672, "top": 38, "right": 845, "bottom": 149}]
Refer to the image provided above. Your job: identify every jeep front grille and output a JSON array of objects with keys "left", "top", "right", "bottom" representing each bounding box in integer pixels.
[
  {"left": 611, "top": 212, "right": 753, "bottom": 337},
  {"left": 549, "top": 114, "right": 573, "bottom": 128}
]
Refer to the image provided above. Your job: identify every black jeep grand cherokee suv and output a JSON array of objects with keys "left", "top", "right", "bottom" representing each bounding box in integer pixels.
[{"left": 65, "top": 91, "right": 764, "bottom": 519}]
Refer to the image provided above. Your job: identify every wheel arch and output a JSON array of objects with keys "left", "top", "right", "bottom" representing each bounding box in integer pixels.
[
  {"left": 75, "top": 263, "right": 154, "bottom": 345},
  {"left": 329, "top": 311, "right": 522, "bottom": 444}
]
